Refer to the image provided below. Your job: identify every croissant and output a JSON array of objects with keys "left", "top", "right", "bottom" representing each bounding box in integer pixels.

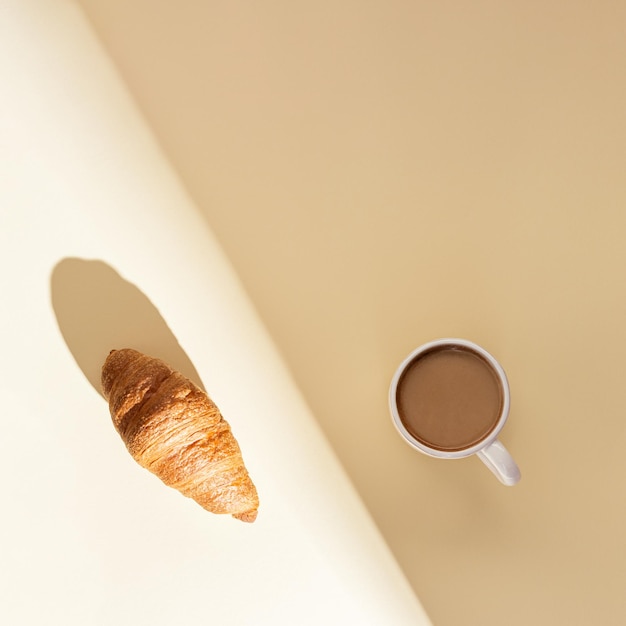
[{"left": 101, "top": 348, "right": 259, "bottom": 522}]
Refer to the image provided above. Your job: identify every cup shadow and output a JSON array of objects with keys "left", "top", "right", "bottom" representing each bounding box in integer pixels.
[{"left": 50, "top": 257, "right": 204, "bottom": 397}]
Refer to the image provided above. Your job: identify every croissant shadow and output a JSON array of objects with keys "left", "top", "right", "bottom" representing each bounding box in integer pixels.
[{"left": 50, "top": 257, "right": 204, "bottom": 396}]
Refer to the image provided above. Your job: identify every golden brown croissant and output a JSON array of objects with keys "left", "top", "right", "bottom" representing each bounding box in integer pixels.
[{"left": 101, "top": 348, "right": 259, "bottom": 522}]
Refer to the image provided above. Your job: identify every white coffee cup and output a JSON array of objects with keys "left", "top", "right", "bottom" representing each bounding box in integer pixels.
[{"left": 389, "top": 338, "right": 521, "bottom": 486}]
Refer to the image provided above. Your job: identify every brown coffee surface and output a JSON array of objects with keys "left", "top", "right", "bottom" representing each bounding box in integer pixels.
[{"left": 396, "top": 346, "right": 503, "bottom": 451}]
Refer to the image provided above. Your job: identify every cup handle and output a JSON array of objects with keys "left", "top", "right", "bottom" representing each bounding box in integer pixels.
[{"left": 477, "top": 440, "right": 521, "bottom": 486}]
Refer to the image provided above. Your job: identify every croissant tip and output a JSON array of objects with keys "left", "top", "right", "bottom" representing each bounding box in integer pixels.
[{"left": 232, "top": 509, "right": 258, "bottom": 523}]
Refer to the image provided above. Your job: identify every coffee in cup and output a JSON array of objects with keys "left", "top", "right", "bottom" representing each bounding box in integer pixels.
[{"left": 389, "top": 339, "right": 521, "bottom": 485}]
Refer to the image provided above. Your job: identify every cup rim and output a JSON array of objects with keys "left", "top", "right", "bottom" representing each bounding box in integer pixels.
[{"left": 389, "top": 338, "right": 511, "bottom": 459}]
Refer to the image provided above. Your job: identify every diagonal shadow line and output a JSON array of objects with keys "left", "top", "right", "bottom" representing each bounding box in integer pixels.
[{"left": 50, "top": 257, "right": 204, "bottom": 397}]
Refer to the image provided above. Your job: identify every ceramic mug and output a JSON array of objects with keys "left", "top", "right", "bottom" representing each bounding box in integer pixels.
[{"left": 389, "top": 338, "right": 521, "bottom": 486}]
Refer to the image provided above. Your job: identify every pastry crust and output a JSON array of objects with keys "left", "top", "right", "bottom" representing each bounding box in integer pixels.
[{"left": 102, "top": 348, "right": 259, "bottom": 522}]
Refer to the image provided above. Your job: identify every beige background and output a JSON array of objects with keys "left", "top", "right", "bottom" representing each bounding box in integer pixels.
[{"left": 76, "top": 1, "right": 626, "bottom": 624}]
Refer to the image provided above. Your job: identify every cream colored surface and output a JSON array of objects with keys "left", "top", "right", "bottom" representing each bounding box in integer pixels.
[
  {"left": 75, "top": 1, "right": 626, "bottom": 624},
  {"left": 0, "top": 2, "right": 430, "bottom": 624}
]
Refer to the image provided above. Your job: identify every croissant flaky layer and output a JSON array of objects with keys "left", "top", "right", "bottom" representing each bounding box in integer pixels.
[{"left": 101, "top": 348, "right": 259, "bottom": 522}]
